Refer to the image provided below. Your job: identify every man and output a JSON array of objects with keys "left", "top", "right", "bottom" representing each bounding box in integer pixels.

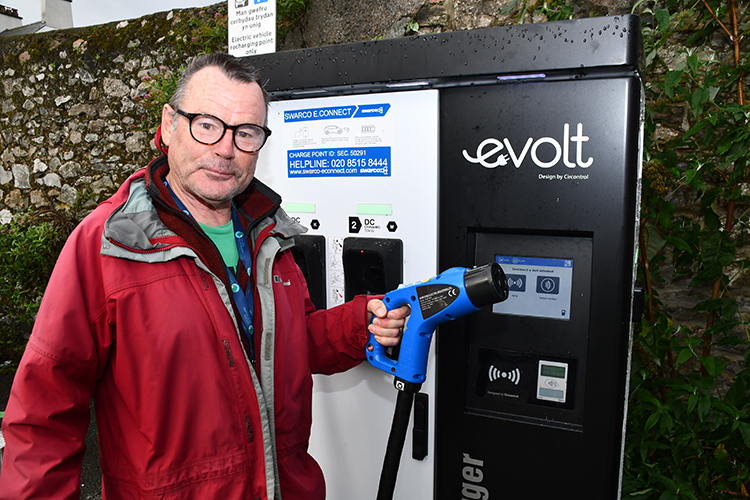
[{"left": 0, "top": 53, "right": 408, "bottom": 499}]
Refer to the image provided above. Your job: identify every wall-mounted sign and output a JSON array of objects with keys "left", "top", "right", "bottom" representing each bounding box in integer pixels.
[{"left": 228, "top": 0, "right": 276, "bottom": 57}]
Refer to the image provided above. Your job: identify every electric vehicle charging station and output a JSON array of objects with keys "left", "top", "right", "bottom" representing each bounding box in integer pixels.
[{"left": 250, "top": 14, "right": 643, "bottom": 499}]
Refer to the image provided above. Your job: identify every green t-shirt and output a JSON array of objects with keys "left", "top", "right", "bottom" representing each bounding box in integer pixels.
[{"left": 199, "top": 220, "right": 240, "bottom": 273}]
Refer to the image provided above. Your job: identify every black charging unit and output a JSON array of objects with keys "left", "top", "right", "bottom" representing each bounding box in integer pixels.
[{"left": 248, "top": 15, "right": 643, "bottom": 499}]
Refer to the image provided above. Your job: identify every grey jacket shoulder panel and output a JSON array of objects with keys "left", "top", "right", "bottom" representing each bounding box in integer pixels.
[
  {"left": 271, "top": 206, "right": 308, "bottom": 240},
  {"left": 100, "top": 178, "right": 193, "bottom": 263}
]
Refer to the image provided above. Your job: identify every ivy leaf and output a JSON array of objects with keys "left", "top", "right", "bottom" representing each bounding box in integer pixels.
[
  {"left": 645, "top": 411, "right": 660, "bottom": 431},
  {"left": 644, "top": 223, "right": 667, "bottom": 261},
  {"left": 675, "top": 347, "right": 694, "bottom": 368},
  {"left": 500, "top": 0, "right": 519, "bottom": 15},
  {"left": 686, "top": 53, "right": 700, "bottom": 75},
  {"left": 701, "top": 186, "right": 721, "bottom": 207},
  {"left": 684, "top": 119, "right": 708, "bottom": 138},
  {"left": 661, "top": 149, "right": 679, "bottom": 170},
  {"left": 713, "top": 442, "right": 729, "bottom": 460},
  {"left": 738, "top": 421, "right": 750, "bottom": 448},
  {"left": 659, "top": 410, "right": 674, "bottom": 434},
  {"left": 728, "top": 184, "right": 745, "bottom": 201},
  {"left": 701, "top": 356, "right": 726, "bottom": 378},
  {"left": 654, "top": 8, "right": 671, "bottom": 35},
  {"left": 642, "top": 392, "right": 663, "bottom": 410},
  {"left": 664, "top": 235, "right": 692, "bottom": 253},
  {"left": 657, "top": 202, "right": 674, "bottom": 229},
  {"left": 701, "top": 232, "right": 736, "bottom": 269},
  {"left": 705, "top": 318, "right": 741, "bottom": 338},
  {"left": 684, "top": 31, "right": 704, "bottom": 45},
  {"left": 724, "top": 378, "right": 746, "bottom": 408},
  {"left": 697, "top": 392, "right": 711, "bottom": 422},
  {"left": 714, "top": 335, "right": 743, "bottom": 347},
  {"left": 684, "top": 166, "right": 706, "bottom": 190},
  {"left": 691, "top": 86, "right": 711, "bottom": 117},
  {"left": 664, "top": 70, "right": 683, "bottom": 99},
  {"left": 725, "top": 139, "right": 749, "bottom": 163},
  {"left": 702, "top": 206, "right": 721, "bottom": 232},
  {"left": 687, "top": 393, "right": 698, "bottom": 414}
]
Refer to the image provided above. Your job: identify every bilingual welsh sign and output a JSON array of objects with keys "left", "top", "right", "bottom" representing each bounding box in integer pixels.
[{"left": 228, "top": 0, "right": 276, "bottom": 56}]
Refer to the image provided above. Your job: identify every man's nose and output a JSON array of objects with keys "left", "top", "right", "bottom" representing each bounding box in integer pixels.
[{"left": 214, "top": 128, "right": 236, "bottom": 157}]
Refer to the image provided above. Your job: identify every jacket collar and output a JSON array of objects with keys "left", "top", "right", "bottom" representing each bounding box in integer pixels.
[
  {"left": 144, "top": 155, "right": 283, "bottom": 233},
  {"left": 102, "top": 157, "right": 306, "bottom": 266}
]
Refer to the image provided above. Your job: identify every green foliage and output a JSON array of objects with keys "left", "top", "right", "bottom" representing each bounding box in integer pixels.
[
  {"left": 502, "top": 0, "right": 575, "bottom": 23},
  {"left": 625, "top": 1, "right": 750, "bottom": 498},
  {"left": 277, "top": 0, "right": 310, "bottom": 41},
  {"left": 538, "top": 0, "right": 575, "bottom": 22},
  {"left": 0, "top": 210, "right": 76, "bottom": 374},
  {"left": 137, "top": 65, "right": 183, "bottom": 134},
  {"left": 405, "top": 20, "right": 420, "bottom": 35},
  {"left": 183, "top": 7, "right": 229, "bottom": 54}
]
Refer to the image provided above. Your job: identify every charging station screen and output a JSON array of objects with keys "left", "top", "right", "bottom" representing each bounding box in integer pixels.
[{"left": 492, "top": 255, "right": 573, "bottom": 320}]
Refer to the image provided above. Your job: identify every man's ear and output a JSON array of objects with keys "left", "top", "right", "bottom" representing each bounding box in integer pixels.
[{"left": 160, "top": 104, "right": 174, "bottom": 146}]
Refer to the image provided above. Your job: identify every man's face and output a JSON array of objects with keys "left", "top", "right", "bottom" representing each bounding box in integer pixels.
[{"left": 160, "top": 66, "right": 267, "bottom": 211}]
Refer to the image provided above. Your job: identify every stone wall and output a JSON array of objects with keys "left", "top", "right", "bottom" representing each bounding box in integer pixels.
[{"left": 0, "top": 3, "right": 231, "bottom": 222}]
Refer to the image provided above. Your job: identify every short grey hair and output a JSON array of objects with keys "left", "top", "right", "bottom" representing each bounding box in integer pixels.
[{"left": 169, "top": 52, "right": 270, "bottom": 122}]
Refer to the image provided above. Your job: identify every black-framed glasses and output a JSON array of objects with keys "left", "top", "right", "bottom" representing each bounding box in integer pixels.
[{"left": 174, "top": 108, "right": 272, "bottom": 153}]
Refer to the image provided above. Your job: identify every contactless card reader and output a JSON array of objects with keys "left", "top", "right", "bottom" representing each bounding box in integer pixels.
[{"left": 537, "top": 360, "right": 569, "bottom": 404}]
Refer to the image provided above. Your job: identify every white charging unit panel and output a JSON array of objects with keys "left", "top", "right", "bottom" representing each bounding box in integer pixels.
[{"left": 256, "top": 89, "right": 439, "bottom": 500}]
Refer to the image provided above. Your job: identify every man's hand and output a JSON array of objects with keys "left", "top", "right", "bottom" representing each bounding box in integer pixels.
[{"left": 367, "top": 299, "right": 410, "bottom": 347}]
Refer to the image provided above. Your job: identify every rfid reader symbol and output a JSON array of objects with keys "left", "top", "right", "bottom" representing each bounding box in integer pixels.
[
  {"left": 506, "top": 274, "right": 526, "bottom": 292},
  {"left": 489, "top": 365, "right": 521, "bottom": 385}
]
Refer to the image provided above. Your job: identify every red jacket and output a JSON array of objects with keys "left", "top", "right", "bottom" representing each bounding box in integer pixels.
[{"left": 0, "top": 157, "right": 370, "bottom": 499}]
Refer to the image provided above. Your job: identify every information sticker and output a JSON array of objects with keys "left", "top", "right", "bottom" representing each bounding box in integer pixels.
[{"left": 287, "top": 147, "right": 391, "bottom": 177}]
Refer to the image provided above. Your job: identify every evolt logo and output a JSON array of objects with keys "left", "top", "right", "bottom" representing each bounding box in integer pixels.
[{"left": 462, "top": 123, "right": 593, "bottom": 169}]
